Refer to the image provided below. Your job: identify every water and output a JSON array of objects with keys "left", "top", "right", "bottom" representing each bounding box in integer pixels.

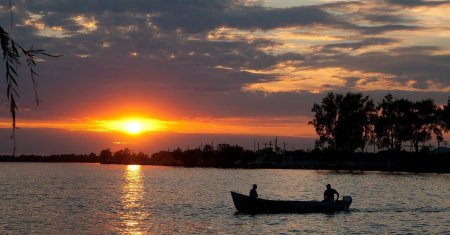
[{"left": 0, "top": 163, "right": 448, "bottom": 234}]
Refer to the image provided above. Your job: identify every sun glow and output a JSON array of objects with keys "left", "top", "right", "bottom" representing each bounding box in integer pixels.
[
  {"left": 125, "top": 121, "right": 143, "bottom": 134},
  {"left": 97, "top": 118, "right": 165, "bottom": 135},
  {"left": 127, "top": 165, "right": 141, "bottom": 171}
]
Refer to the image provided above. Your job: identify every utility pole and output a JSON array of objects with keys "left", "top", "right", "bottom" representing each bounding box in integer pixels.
[{"left": 275, "top": 136, "right": 278, "bottom": 153}]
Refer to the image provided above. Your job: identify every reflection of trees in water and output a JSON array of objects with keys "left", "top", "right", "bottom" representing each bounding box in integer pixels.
[{"left": 119, "top": 165, "right": 148, "bottom": 233}]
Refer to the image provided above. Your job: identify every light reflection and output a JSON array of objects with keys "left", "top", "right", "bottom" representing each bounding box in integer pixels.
[{"left": 119, "top": 165, "right": 148, "bottom": 233}]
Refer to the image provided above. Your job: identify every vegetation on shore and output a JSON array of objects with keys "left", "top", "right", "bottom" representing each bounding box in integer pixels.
[
  {"left": 310, "top": 92, "right": 450, "bottom": 153},
  {"left": 1, "top": 145, "right": 449, "bottom": 173}
]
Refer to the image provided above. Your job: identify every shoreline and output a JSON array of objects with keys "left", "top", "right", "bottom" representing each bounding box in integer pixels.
[{"left": 1, "top": 151, "right": 449, "bottom": 173}]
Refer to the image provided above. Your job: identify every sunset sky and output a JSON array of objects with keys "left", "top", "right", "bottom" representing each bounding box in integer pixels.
[{"left": 1, "top": 0, "right": 449, "bottom": 154}]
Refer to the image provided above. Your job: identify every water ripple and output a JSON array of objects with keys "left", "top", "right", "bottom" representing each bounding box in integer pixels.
[{"left": 0, "top": 163, "right": 448, "bottom": 234}]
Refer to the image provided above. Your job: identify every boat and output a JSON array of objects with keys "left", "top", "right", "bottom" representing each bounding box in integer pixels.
[{"left": 231, "top": 191, "right": 352, "bottom": 214}]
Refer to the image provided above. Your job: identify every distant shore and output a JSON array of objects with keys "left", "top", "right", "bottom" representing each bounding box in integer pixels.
[{"left": 1, "top": 148, "right": 449, "bottom": 173}]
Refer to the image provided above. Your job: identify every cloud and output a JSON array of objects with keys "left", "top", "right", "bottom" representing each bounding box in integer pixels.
[
  {"left": 363, "top": 13, "right": 410, "bottom": 24},
  {"left": 1, "top": 0, "right": 449, "bottom": 121},
  {"left": 303, "top": 46, "right": 450, "bottom": 91},
  {"left": 386, "top": 0, "right": 450, "bottom": 7},
  {"left": 322, "top": 37, "right": 399, "bottom": 51},
  {"left": 24, "top": 1, "right": 356, "bottom": 33},
  {"left": 359, "top": 24, "right": 422, "bottom": 34},
  {"left": 21, "top": 0, "right": 420, "bottom": 41}
]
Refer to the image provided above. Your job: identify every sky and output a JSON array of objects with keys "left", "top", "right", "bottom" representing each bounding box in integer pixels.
[{"left": 0, "top": 0, "right": 449, "bottom": 155}]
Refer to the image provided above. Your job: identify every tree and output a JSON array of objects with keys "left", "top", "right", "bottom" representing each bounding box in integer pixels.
[
  {"left": 434, "top": 98, "right": 450, "bottom": 149},
  {"left": 310, "top": 92, "right": 341, "bottom": 150},
  {"left": 309, "top": 92, "right": 375, "bottom": 152},
  {"left": 405, "top": 99, "right": 439, "bottom": 152},
  {"left": 356, "top": 95, "right": 376, "bottom": 152},
  {"left": 99, "top": 148, "right": 113, "bottom": 162},
  {"left": 114, "top": 148, "right": 133, "bottom": 158},
  {"left": 374, "top": 94, "right": 411, "bottom": 151},
  {"left": 1, "top": 6, "right": 58, "bottom": 155},
  {"left": 442, "top": 98, "right": 450, "bottom": 132}
]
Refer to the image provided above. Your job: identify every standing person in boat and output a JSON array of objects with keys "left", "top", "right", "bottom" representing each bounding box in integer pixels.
[
  {"left": 324, "top": 184, "right": 339, "bottom": 202},
  {"left": 249, "top": 184, "right": 258, "bottom": 198}
]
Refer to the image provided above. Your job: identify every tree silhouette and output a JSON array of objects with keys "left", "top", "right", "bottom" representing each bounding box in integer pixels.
[
  {"left": 99, "top": 148, "right": 113, "bottom": 161},
  {"left": 374, "top": 94, "right": 410, "bottom": 151},
  {"left": 438, "top": 98, "right": 450, "bottom": 148},
  {"left": 443, "top": 98, "right": 450, "bottom": 131},
  {"left": 405, "top": 99, "right": 439, "bottom": 152},
  {"left": 310, "top": 92, "right": 374, "bottom": 152}
]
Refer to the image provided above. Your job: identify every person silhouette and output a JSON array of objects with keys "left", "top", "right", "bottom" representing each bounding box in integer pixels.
[
  {"left": 324, "top": 184, "right": 339, "bottom": 202},
  {"left": 249, "top": 184, "right": 258, "bottom": 198}
]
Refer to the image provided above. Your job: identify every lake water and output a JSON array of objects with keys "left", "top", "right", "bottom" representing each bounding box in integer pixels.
[{"left": 0, "top": 163, "right": 448, "bottom": 234}]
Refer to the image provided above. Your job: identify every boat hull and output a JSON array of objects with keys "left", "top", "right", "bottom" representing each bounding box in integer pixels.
[{"left": 231, "top": 191, "right": 351, "bottom": 214}]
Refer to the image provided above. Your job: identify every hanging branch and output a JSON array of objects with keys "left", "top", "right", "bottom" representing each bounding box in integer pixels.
[
  {"left": 1, "top": 26, "right": 60, "bottom": 156},
  {"left": 21, "top": 47, "right": 59, "bottom": 105}
]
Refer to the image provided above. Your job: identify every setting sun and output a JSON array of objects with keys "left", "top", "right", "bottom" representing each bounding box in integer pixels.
[
  {"left": 125, "top": 121, "right": 143, "bottom": 134},
  {"left": 94, "top": 117, "right": 165, "bottom": 135}
]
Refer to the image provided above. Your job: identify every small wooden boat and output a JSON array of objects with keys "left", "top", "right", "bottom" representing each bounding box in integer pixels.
[{"left": 231, "top": 191, "right": 352, "bottom": 214}]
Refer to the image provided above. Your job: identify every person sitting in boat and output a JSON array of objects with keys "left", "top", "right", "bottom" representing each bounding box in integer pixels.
[
  {"left": 324, "top": 184, "right": 339, "bottom": 202},
  {"left": 249, "top": 184, "right": 258, "bottom": 198}
]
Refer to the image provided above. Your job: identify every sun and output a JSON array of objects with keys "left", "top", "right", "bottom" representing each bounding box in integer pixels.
[
  {"left": 97, "top": 117, "right": 164, "bottom": 134},
  {"left": 124, "top": 121, "right": 143, "bottom": 134}
]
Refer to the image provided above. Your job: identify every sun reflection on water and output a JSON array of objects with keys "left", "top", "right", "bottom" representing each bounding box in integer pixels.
[{"left": 119, "top": 165, "right": 148, "bottom": 233}]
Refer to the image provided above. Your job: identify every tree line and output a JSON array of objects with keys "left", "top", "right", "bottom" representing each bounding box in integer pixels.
[
  {"left": 139, "top": 144, "right": 256, "bottom": 167},
  {"left": 310, "top": 92, "right": 450, "bottom": 153}
]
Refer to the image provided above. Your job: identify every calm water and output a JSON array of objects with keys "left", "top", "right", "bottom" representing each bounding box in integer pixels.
[{"left": 0, "top": 163, "right": 449, "bottom": 234}]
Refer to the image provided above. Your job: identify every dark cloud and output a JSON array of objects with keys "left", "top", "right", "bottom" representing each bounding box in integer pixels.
[
  {"left": 304, "top": 46, "right": 450, "bottom": 90},
  {"left": 153, "top": 4, "right": 356, "bottom": 34},
  {"left": 26, "top": 0, "right": 237, "bottom": 13},
  {"left": 322, "top": 37, "right": 398, "bottom": 51},
  {"left": 1, "top": 0, "right": 448, "bottom": 120},
  {"left": 21, "top": 0, "right": 416, "bottom": 39},
  {"left": 321, "top": 1, "right": 418, "bottom": 28},
  {"left": 390, "top": 46, "right": 440, "bottom": 54},
  {"left": 359, "top": 24, "right": 421, "bottom": 34},
  {"left": 24, "top": 1, "right": 356, "bottom": 33},
  {"left": 386, "top": 0, "right": 450, "bottom": 7},
  {"left": 363, "top": 14, "right": 409, "bottom": 23},
  {"left": 343, "top": 77, "right": 361, "bottom": 88}
]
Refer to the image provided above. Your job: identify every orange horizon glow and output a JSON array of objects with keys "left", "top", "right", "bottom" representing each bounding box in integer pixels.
[
  {"left": 0, "top": 115, "right": 316, "bottom": 138},
  {"left": 3, "top": 115, "right": 449, "bottom": 141}
]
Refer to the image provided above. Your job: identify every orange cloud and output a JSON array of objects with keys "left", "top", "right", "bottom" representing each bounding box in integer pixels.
[{"left": 243, "top": 64, "right": 450, "bottom": 93}]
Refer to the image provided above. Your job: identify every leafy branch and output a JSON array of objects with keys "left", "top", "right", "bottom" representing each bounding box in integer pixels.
[{"left": 1, "top": 26, "right": 59, "bottom": 156}]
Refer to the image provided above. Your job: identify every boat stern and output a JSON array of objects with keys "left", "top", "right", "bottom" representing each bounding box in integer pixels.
[{"left": 342, "top": 196, "right": 352, "bottom": 211}]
